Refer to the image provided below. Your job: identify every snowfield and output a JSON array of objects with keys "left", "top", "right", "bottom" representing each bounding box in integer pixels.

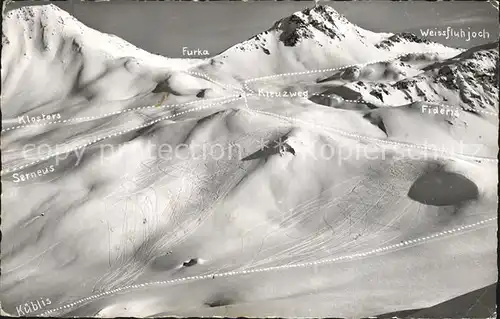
[{"left": 1, "top": 4, "right": 498, "bottom": 318}]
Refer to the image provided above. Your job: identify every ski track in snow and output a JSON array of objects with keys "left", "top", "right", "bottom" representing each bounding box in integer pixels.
[{"left": 40, "top": 216, "right": 497, "bottom": 316}]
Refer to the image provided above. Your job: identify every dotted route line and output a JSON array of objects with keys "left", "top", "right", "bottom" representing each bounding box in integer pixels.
[
  {"left": 3, "top": 93, "right": 495, "bottom": 177},
  {"left": 241, "top": 107, "right": 497, "bottom": 163},
  {"left": 0, "top": 97, "right": 243, "bottom": 176},
  {"left": 1, "top": 95, "right": 239, "bottom": 133},
  {"left": 243, "top": 50, "right": 464, "bottom": 83},
  {"left": 40, "top": 216, "right": 497, "bottom": 316}
]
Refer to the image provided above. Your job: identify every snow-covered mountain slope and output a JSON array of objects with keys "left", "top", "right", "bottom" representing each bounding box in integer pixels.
[
  {"left": 1, "top": 4, "right": 498, "bottom": 319},
  {"left": 200, "top": 5, "right": 462, "bottom": 81}
]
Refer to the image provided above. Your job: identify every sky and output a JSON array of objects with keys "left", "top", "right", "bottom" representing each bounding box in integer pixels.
[{"left": 6, "top": 1, "right": 499, "bottom": 58}]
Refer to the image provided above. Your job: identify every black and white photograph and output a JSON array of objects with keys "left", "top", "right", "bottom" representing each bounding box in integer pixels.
[{"left": 1, "top": 0, "right": 498, "bottom": 317}]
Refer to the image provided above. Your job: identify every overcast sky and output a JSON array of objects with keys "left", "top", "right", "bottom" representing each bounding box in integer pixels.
[{"left": 7, "top": 1, "right": 499, "bottom": 58}]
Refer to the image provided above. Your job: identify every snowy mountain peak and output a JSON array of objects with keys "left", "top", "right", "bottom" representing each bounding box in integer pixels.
[
  {"left": 271, "top": 5, "right": 353, "bottom": 46},
  {"left": 4, "top": 3, "right": 72, "bottom": 27}
]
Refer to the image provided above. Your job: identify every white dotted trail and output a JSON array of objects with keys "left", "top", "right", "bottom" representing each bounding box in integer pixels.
[
  {"left": 1, "top": 95, "right": 239, "bottom": 133},
  {"left": 246, "top": 92, "right": 498, "bottom": 118},
  {"left": 184, "top": 70, "right": 243, "bottom": 91},
  {"left": 0, "top": 97, "right": 243, "bottom": 176},
  {"left": 40, "top": 216, "right": 497, "bottom": 316}
]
